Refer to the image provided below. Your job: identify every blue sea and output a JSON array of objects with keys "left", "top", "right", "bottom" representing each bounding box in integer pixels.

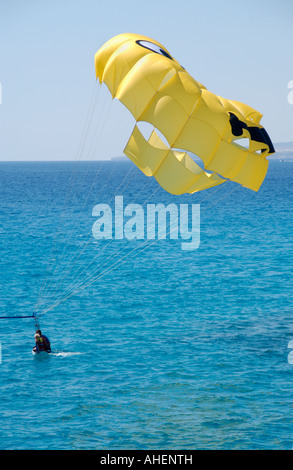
[{"left": 0, "top": 159, "right": 292, "bottom": 450}]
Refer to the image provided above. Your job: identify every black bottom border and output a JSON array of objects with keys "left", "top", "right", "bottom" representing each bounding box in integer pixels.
[{"left": 0, "top": 449, "right": 288, "bottom": 465}]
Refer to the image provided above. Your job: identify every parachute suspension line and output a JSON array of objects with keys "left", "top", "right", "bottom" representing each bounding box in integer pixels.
[
  {"left": 83, "top": 87, "right": 115, "bottom": 161},
  {"left": 37, "top": 151, "right": 132, "bottom": 311},
  {"left": 54, "top": 176, "right": 214, "bottom": 302},
  {"left": 37, "top": 69, "right": 147, "bottom": 313},
  {"left": 37, "top": 163, "right": 138, "bottom": 314},
  {"left": 72, "top": 167, "right": 227, "bottom": 297},
  {"left": 38, "top": 174, "right": 158, "bottom": 316},
  {"left": 35, "top": 89, "right": 115, "bottom": 312},
  {"left": 36, "top": 83, "right": 139, "bottom": 314},
  {"left": 40, "top": 183, "right": 242, "bottom": 317},
  {"left": 59, "top": 184, "right": 161, "bottom": 295},
  {"left": 192, "top": 179, "right": 229, "bottom": 205},
  {"left": 40, "top": 156, "right": 221, "bottom": 318},
  {"left": 86, "top": 182, "right": 161, "bottom": 281},
  {"left": 33, "top": 312, "right": 40, "bottom": 331},
  {"left": 54, "top": 83, "right": 114, "bottom": 211},
  {"left": 34, "top": 82, "right": 102, "bottom": 313},
  {"left": 79, "top": 179, "right": 222, "bottom": 286},
  {"left": 37, "top": 159, "right": 124, "bottom": 311},
  {"left": 199, "top": 184, "right": 241, "bottom": 211}
]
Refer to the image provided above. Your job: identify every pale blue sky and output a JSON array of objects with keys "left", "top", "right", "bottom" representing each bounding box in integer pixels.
[{"left": 0, "top": 0, "right": 292, "bottom": 160}]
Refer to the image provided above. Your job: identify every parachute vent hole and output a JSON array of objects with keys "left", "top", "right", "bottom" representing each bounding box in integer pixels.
[
  {"left": 137, "top": 122, "right": 170, "bottom": 147},
  {"left": 154, "top": 128, "right": 170, "bottom": 147},
  {"left": 137, "top": 121, "right": 154, "bottom": 141},
  {"left": 171, "top": 148, "right": 205, "bottom": 169},
  {"left": 232, "top": 138, "right": 250, "bottom": 150},
  {"left": 187, "top": 151, "right": 205, "bottom": 169}
]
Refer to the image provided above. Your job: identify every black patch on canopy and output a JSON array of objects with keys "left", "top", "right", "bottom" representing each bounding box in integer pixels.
[{"left": 229, "top": 112, "right": 275, "bottom": 154}]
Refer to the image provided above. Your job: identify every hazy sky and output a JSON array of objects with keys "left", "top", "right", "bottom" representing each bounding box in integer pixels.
[{"left": 0, "top": 0, "right": 292, "bottom": 161}]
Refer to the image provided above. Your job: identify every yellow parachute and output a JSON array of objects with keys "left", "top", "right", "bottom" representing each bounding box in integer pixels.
[{"left": 94, "top": 34, "right": 275, "bottom": 195}]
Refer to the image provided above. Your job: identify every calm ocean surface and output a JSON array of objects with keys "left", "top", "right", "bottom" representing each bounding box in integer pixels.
[{"left": 0, "top": 159, "right": 292, "bottom": 450}]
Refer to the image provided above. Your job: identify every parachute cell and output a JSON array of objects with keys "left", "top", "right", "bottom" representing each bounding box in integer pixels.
[{"left": 94, "top": 34, "right": 275, "bottom": 194}]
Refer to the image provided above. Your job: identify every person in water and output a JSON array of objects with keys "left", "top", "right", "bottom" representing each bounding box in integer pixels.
[{"left": 33, "top": 329, "right": 51, "bottom": 353}]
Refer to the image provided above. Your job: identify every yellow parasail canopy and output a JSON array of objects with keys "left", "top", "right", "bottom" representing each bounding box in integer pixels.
[{"left": 94, "top": 34, "right": 275, "bottom": 195}]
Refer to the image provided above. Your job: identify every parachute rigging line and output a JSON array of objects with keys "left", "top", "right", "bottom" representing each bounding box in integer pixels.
[
  {"left": 36, "top": 155, "right": 135, "bottom": 312},
  {"left": 35, "top": 83, "right": 116, "bottom": 313},
  {"left": 38, "top": 176, "right": 160, "bottom": 313},
  {"left": 39, "top": 184, "right": 241, "bottom": 317},
  {"left": 35, "top": 85, "right": 119, "bottom": 313},
  {"left": 37, "top": 171, "right": 160, "bottom": 314},
  {"left": 34, "top": 83, "right": 101, "bottom": 312},
  {"left": 45, "top": 176, "right": 224, "bottom": 310},
  {"left": 37, "top": 165, "right": 161, "bottom": 313},
  {"left": 36, "top": 161, "right": 138, "bottom": 313}
]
